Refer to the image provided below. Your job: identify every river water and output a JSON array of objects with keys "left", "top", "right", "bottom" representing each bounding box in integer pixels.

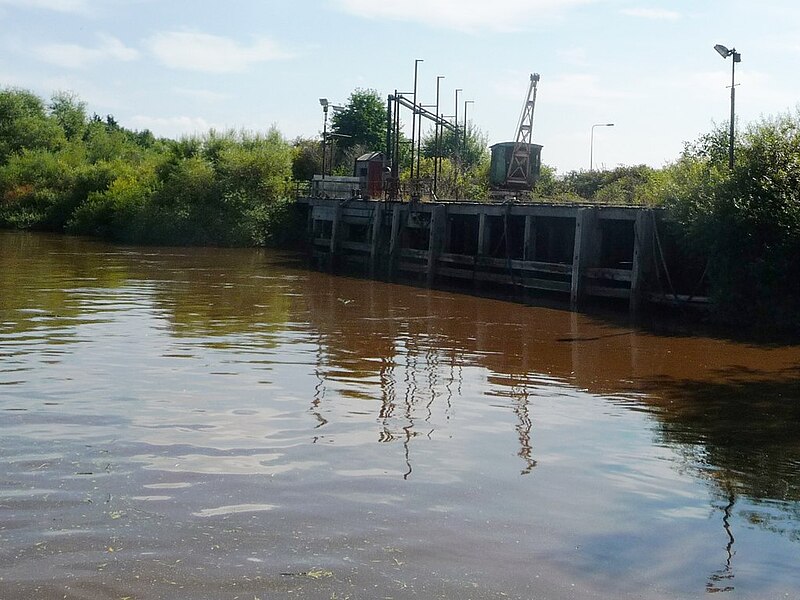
[{"left": 1, "top": 230, "right": 799, "bottom": 599}]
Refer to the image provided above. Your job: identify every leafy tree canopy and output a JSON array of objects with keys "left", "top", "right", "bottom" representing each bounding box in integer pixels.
[
  {"left": 421, "top": 122, "right": 489, "bottom": 172},
  {"left": 330, "top": 89, "right": 385, "bottom": 151}
]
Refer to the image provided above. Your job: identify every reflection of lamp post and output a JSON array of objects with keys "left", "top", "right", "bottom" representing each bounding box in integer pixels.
[
  {"left": 319, "top": 98, "right": 328, "bottom": 180},
  {"left": 590, "top": 123, "right": 614, "bottom": 171},
  {"left": 714, "top": 44, "right": 741, "bottom": 169}
]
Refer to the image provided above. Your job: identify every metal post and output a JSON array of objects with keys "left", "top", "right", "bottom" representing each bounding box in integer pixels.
[
  {"left": 463, "top": 100, "right": 474, "bottom": 171},
  {"left": 454, "top": 89, "right": 461, "bottom": 199},
  {"left": 321, "top": 103, "right": 328, "bottom": 180},
  {"left": 433, "top": 76, "right": 444, "bottom": 197},
  {"left": 729, "top": 54, "right": 737, "bottom": 170},
  {"left": 411, "top": 59, "right": 423, "bottom": 181},
  {"left": 590, "top": 123, "right": 614, "bottom": 171}
]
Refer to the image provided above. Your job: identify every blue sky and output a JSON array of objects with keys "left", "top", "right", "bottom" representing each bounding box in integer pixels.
[{"left": 1, "top": 0, "right": 798, "bottom": 173}]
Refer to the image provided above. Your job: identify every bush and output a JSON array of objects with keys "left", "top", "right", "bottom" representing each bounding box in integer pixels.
[{"left": 660, "top": 112, "right": 800, "bottom": 329}]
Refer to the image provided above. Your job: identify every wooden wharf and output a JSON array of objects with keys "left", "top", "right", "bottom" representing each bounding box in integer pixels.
[{"left": 297, "top": 196, "right": 707, "bottom": 313}]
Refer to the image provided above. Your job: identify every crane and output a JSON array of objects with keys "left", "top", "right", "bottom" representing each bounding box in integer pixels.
[{"left": 505, "top": 73, "right": 540, "bottom": 189}]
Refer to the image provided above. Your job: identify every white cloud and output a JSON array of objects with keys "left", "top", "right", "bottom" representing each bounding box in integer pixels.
[
  {"left": 336, "top": 0, "right": 595, "bottom": 32},
  {"left": 0, "top": 0, "right": 89, "bottom": 12},
  {"left": 173, "top": 87, "right": 232, "bottom": 103},
  {"left": 534, "top": 73, "right": 639, "bottom": 108},
  {"left": 128, "top": 115, "right": 217, "bottom": 138},
  {"left": 559, "top": 47, "right": 590, "bottom": 67},
  {"left": 147, "top": 31, "right": 293, "bottom": 74},
  {"left": 620, "top": 7, "right": 680, "bottom": 20},
  {"left": 34, "top": 33, "right": 138, "bottom": 69}
]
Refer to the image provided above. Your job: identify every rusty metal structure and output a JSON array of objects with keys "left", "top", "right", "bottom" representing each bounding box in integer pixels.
[
  {"left": 385, "top": 90, "right": 457, "bottom": 201},
  {"left": 505, "top": 73, "right": 541, "bottom": 189}
]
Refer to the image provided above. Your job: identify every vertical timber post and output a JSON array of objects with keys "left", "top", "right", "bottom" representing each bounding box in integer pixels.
[
  {"left": 329, "top": 202, "right": 343, "bottom": 272},
  {"left": 427, "top": 204, "right": 446, "bottom": 287},
  {"left": 523, "top": 214, "right": 536, "bottom": 261},
  {"left": 630, "top": 209, "right": 654, "bottom": 313},
  {"left": 369, "top": 201, "right": 384, "bottom": 278},
  {"left": 477, "top": 212, "right": 490, "bottom": 256},
  {"left": 570, "top": 208, "right": 599, "bottom": 308},
  {"left": 388, "top": 203, "right": 403, "bottom": 280}
]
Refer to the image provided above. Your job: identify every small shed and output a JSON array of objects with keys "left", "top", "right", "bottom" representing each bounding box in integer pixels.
[
  {"left": 489, "top": 142, "right": 543, "bottom": 189},
  {"left": 354, "top": 151, "right": 386, "bottom": 199}
]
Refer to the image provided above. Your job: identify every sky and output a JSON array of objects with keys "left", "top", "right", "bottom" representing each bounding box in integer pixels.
[{"left": 1, "top": 0, "right": 799, "bottom": 173}]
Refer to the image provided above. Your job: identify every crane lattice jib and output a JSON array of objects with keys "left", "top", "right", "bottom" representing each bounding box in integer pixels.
[{"left": 506, "top": 73, "right": 540, "bottom": 187}]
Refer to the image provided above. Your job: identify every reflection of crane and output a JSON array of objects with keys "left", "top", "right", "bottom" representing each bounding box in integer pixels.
[{"left": 505, "top": 73, "right": 541, "bottom": 188}]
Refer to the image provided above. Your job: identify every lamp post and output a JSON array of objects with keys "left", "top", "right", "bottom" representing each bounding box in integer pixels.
[
  {"left": 410, "top": 59, "right": 423, "bottom": 180},
  {"left": 590, "top": 123, "right": 614, "bottom": 171},
  {"left": 714, "top": 44, "right": 741, "bottom": 170},
  {"left": 433, "top": 75, "right": 445, "bottom": 196},
  {"left": 463, "top": 100, "right": 474, "bottom": 170},
  {"left": 319, "top": 98, "right": 329, "bottom": 180}
]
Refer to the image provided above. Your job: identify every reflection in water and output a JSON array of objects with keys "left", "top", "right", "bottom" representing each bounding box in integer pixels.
[
  {"left": 2, "top": 231, "right": 800, "bottom": 599},
  {"left": 707, "top": 492, "right": 737, "bottom": 594}
]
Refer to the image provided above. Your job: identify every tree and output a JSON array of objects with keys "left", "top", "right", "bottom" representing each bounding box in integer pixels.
[
  {"left": 421, "top": 121, "right": 488, "bottom": 172},
  {"left": 49, "top": 91, "right": 87, "bottom": 141},
  {"left": 291, "top": 137, "right": 322, "bottom": 181},
  {"left": 0, "top": 88, "right": 64, "bottom": 161},
  {"left": 330, "top": 89, "right": 386, "bottom": 151}
]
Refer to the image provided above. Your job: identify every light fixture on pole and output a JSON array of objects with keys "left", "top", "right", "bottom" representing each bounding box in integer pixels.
[
  {"left": 319, "top": 98, "right": 329, "bottom": 180},
  {"left": 714, "top": 44, "right": 741, "bottom": 169},
  {"left": 590, "top": 123, "right": 614, "bottom": 171}
]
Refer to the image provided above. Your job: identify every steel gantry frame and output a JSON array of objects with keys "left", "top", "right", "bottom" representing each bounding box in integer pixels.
[{"left": 386, "top": 92, "right": 458, "bottom": 200}]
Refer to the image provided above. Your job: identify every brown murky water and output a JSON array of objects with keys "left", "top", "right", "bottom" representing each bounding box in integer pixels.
[{"left": 1, "top": 230, "right": 799, "bottom": 599}]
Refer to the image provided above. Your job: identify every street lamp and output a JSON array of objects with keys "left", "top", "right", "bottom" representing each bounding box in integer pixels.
[
  {"left": 714, "top": 44, "right": 741, "bottom": 169},
  {"left": 590, "top": 123, "right": 614, "bottom": 171},
  {"left": 319, "top": 98, "right": 329, "bottom": 180},
  {"left": 410, "top": 59, "right": 423, "bottom": 180},
  {"left": 433, "top": 75, "right": 445, "bottom": 196}
]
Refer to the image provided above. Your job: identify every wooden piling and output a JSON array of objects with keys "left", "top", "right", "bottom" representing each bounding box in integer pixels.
[
  {"left": 427, "top": 205, "right": 446, "bottom": 287},
  {"left": 369, "top": 201, "right": 384, "bottom": 278},
  {"left": 570, "top": 208, "right": 600, "bottom": 308},
  {"left": 630, "top": 209, "right": 654, "bottom": 313},
  {"left": 388, "top": 203, "right": 403, "bottom": 279},
  {"left": 329, "top": 202, "right": 343, "bottom": 272}
]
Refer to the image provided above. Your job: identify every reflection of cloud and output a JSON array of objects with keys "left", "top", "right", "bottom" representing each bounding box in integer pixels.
[
  {"left": 148, "top": 31, "right": 293, "bottom": 73},
  {"left": 335, "top": 0, "right": 595, "bottom": 32},
  {"left": 135, "top": 453, "right": 325, "bottom": 476},
  {"left": 620, "top": 7, "right": 680, "bottom": 20},
  {"left": 34, "top": 34, "right": 138, "bottom": 69}
]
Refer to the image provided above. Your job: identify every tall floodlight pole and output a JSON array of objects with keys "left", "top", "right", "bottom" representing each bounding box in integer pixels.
[
  {"left": 454, "top": 89, "right": 462, "bottom": 198},
  {"left": 590, "top": 123, "right": 614, "bottom": 171},
  {"left": 433, "top": 75, "right": 445, "bottom": 196},
  {"left": 410, "top": 59, "right": 423, "bottom": 181},
  {"left": 714, "top": 44, "right": 741, "bottom": 169},
  {"left": 454, "top": 88, "right": 462, "bottom": 144},
  {"left": 319, "top": 98, "right": 329, "bottom": 180},
  {"left": 463, "top": 100, "right": 474, "bottom": 170}
]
